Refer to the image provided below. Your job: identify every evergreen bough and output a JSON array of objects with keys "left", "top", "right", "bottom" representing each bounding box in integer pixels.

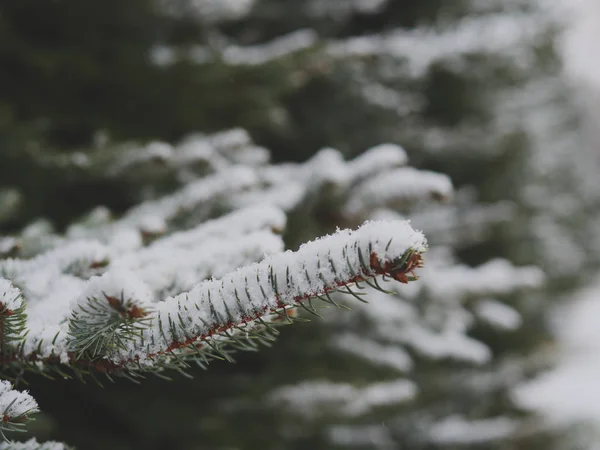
[{"left": 0, "top": 137, "right": 450, "bottom": 447}]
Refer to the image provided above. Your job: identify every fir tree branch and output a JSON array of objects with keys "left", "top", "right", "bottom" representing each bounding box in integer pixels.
[
  {"left": 0, "top": 381, "right": 38, "bottom": 441},
  {"left": 0, "top": 280, "right": 27, "bottom": 367},
  {"left": 2, "top": 220, "right": 427, "bottom": 378},
  {"left": 65, "top": 270, "right": 153, "bottom": 362},
  {"left": 108, "top": 220, "right": 427, "bottom": 369}
]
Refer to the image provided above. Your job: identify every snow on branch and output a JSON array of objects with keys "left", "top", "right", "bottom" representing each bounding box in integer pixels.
[
  {"left": 222, "top": 30, "right": 318, "bottom": 66},
  {"left": 327, "top": 11, "right": 546, "bottom": 77},
  {"left": 56, "top": 165, "right": 262, "bottom": 249},
  {"left": 136, "top": 204, "right": 286, "bottom": 253},
  {"left": 109, "top": 220, "right": 426, "bottom": 366},
  {"left": 346, "top": 143, "right": 408, "bottom": 181},
  {"left": 271, "top": 378, "right": 416, "bottom": 418},
  {"left": 0, "top": 279, "right": 23, "bottom": 314},
  {"left": 331, "top": 333, "right": 413, "bottom": 372},
  {"left": 0, "top": 279, "right": 27, "bottom": 362},
  {"left": 20, "top": 219, "right": 286, "bottom": 364},
  {"left": 1, "top": 241, "right": 109, "bottom": 281},
  {"left": 0, "top": 220, "right": 427, "bottom": 378},
  {"left": 0, "top": 439, "right": 70, "bottom": 450},
  {"left": 306, "top": 0, "right": 389, "bottom": 19},
  {"left": 428, "top": 415, "right": 519, "bottom": 445},
  {"left": 422, "top": 258, "right": 545, "bottom": 301},
  {"left": 67, "top": 270, "right": 154, "bottom": 360},
  {"left": 328, "top": 424, "right": 394, "bottom": 448},
  {"left": 343, "top": 168, "right": 453, "bottom": 218},
  {"left": 108, "top": 129, "right": 269, "bottom": 180},
  {"left": 229, "top": 144, "right": 449, "bottom": 223},
  {"left": 475, "top": 299, "right": 522, "bottom": 331},
  {"left": 6, "top": 138, "right": 439, "bottom": 262},
  {"left": 121, "top": 165, "right": 259, "bottom": 231},
  {"left": 117, "top": 230, "right": 285, "bottom": 298},
  {"left": 0, "top": 239, "right": 19, "bottom": 260},
  {"left": 158, "top": 0, "right": 255, "bottom": 23},
  {"left": 0, "top": 381, "right": 38, "bottom": 440}
]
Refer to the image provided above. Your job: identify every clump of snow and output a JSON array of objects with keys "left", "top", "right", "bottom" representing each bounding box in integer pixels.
[
  {"left": 0, "top": 237, "right": 18, "bottom": 255},
  {"left": 343, "top": 168, "right": 453, "bottom": 218},
  {"left": 149, "top": 45, "right": 177, "bottom": 67},
  {"left": 423, "top": 259, "right": 545, "bottom": 302},
  {"left": 148, "top": 204, "right": 286, "bottom": 251},
  {"left": 0, "top": 380, "right": 38, "bottom": 419},
  {"left": 304, "top": 148, "right": 350, "bottom": 189},
  {"left": 187, "top": 0, "right": 255, "bottom": 22},
  {"left": 476, "top": 298, "right": 522, "bottom": 330},
  {"left": 332, "top": 333, "right": 413, "bottom": 372},
  {"left": 23, "top": 322, "right": 70, "bottom": 364},
  {"left": 1, "top": 241, "right": 110, "bottom": 280},
  {"left": 158, "top": 0, "right": 255, "bottom": 23},
  {"left": 271, "top": 378, "right": 416, "bottom": 418},
  {"left": 70, "top": 270, "right": 154, "bottom": 313},
  {"left": 111, "top": 141, "right": 174, "bottom": 175},
  {"left": 560, "top": 0, "right": 600, "bottom": 91},
  {"left": 209, "top": 128, "right": 252, "bottom": 152},
  {"left": 230, "top": 181, "right": 307, "bottom": 212},
  {"left": 428, "top": 415, "right": 519, "bottom": 444},
  {"left": 0, "top": 278, "right": 22, "bottom": 311},
  {"left": 346, "top": 379, "right": 417, "bottom": 416},
  {"left": 327, "top": 12, "right": 544, "bottom": 77},
  {"left": 271, "top": 381, "right": 357, "bottom": 416},
  {"left": 328, "top": 424, "right": 394, "bottom": 448},
  {"left": 123, "top": 166, "right": 259, "bottom": 228},
  {"left": 223, "top": 30, "right": 318, "bottom": 66},
  {"left": 0, "top": 439, "right": 68, "bottom": 450},
  {"left": 124, "top": 231, "right": 284, "bottom": 297},
  {"left": 307, "top": 0, "right": 389, "bottom": 19},
  {"left": 106, "top": 129, "right": 268, "bottom": 180},
  {"left": 347, "top": 143, "right": 408, "bottom": 181},
  {"left": 396, "top": 324, "right": 491, "bottom": 365}
]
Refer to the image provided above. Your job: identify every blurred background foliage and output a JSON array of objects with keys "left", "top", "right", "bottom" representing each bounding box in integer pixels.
[{"left": 0, "top": 0, "right": 520, "bottom": 232}]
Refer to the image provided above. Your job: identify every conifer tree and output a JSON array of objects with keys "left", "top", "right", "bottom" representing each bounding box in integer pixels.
[{"left": 0, "top": 0, "right": 597, "bottom": 449}]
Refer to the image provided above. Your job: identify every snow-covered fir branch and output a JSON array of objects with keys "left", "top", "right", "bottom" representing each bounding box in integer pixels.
[
  {"left": 4, "top": 220, "right": 426, "bottom": 373},
  {"left": 110, "top": 220, "right": 426, "bottom": 366},
  {"left": 0, "top": 381, "right": 38, "bottom": 440}
]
